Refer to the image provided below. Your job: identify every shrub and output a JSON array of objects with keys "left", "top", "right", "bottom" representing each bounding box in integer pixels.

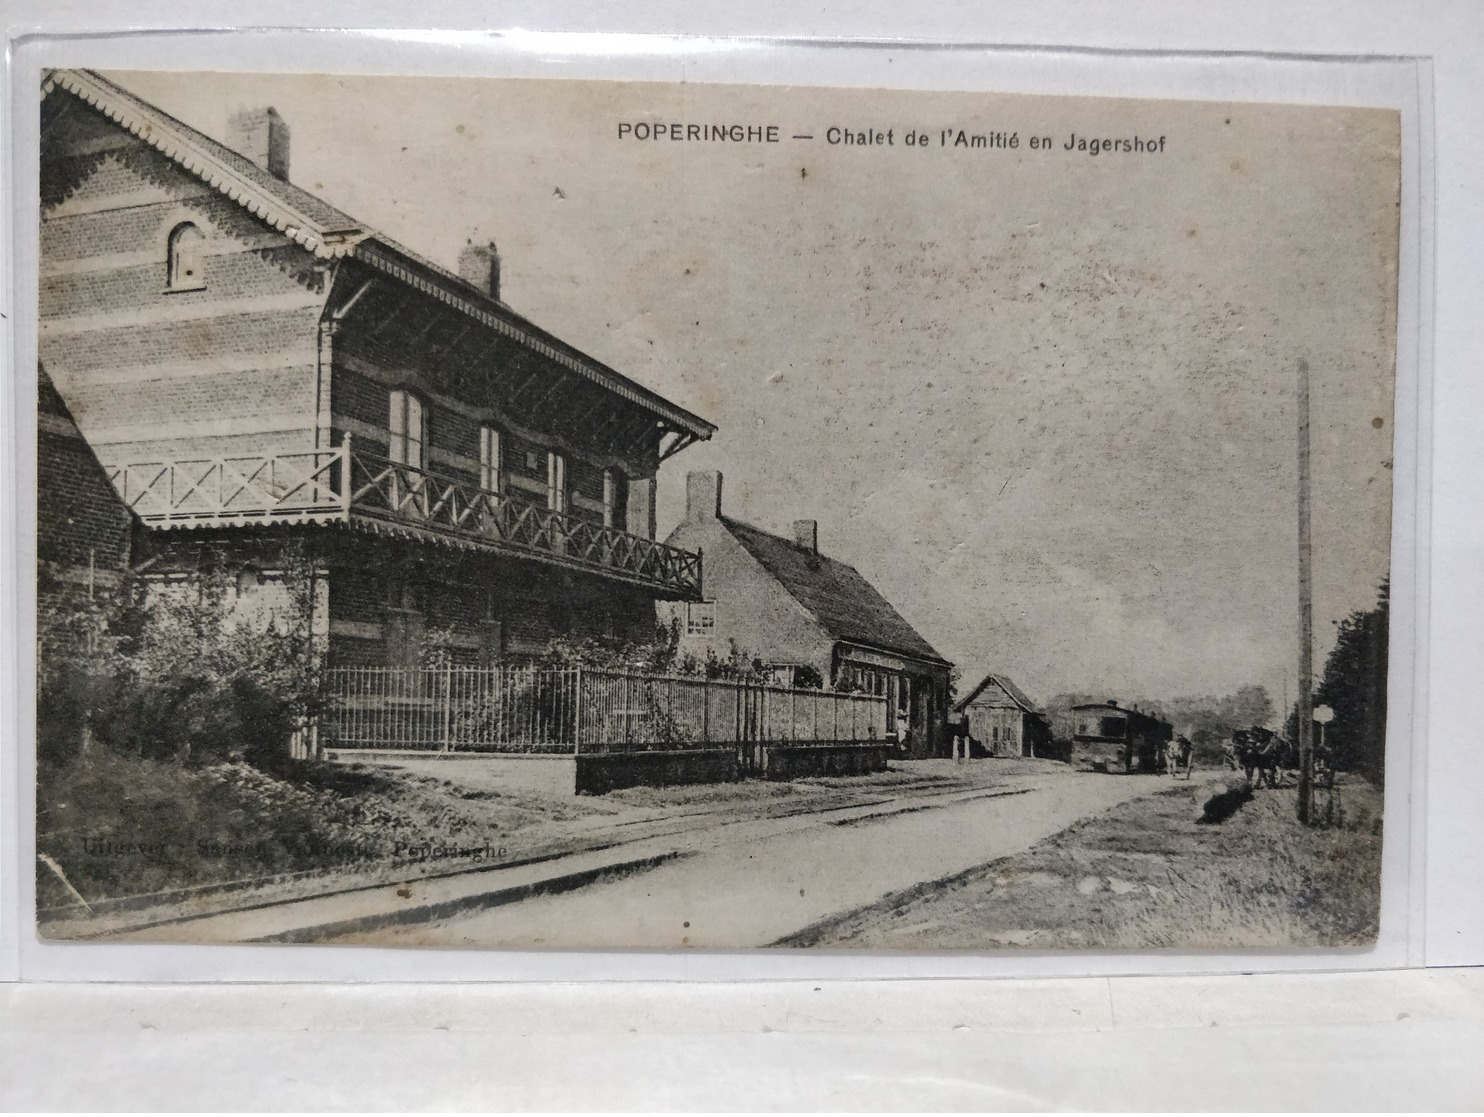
[{"left": 36, "top": 541, "right": 326, "bottom": 772}]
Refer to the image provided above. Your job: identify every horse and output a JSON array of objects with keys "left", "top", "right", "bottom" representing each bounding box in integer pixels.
[
  {"left": 1237, "top": 740, "right": 1278, "bottom": 787},
  {"left": 1225, "top": 730, "right": 1250, "bottom": 774},
  {"left": 1272, "top": 737, "right": 1299, "bottom": 781},
  {"left": 1236, "top": 728, "right": 1292, "bottom": 789}
]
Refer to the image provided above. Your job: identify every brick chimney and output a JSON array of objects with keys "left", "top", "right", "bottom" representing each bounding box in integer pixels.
[
  {"left": 686, "top": 471, "right": 722, "bottom": 521},
  {"left": 793, "top": 519, "right": 818, "bottom": 553},
  {"left": 458, "top": 240, "right": 501, "bottom": 301},
  {"left": 227, "top": 107, "right": 290, "bottom": 181}
]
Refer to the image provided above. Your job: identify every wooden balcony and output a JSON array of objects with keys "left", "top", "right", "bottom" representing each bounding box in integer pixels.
[
  {"left": 105, "top": 449, "right": 347, "bottom": 526},
  {"left": 105, "top": 440, "right": 703, "bottom": 599},
  {"left": 344, "top": 447, "right": 702, "bottom": 597}
]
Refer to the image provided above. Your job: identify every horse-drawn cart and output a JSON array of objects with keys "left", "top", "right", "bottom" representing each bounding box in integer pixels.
[{"left": 1229, "top": 726, "right": 1297, "bottom": 788}]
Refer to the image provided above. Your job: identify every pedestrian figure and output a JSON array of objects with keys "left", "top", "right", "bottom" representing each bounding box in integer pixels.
[{"left": 1165, "top": 735, "right": 1194, "bottom": 779}]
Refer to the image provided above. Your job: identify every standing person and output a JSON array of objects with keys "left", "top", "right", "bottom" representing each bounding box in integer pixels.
[
  {"left": 893, "top": 699, "right": 913, "bottom": 757},
  {"left": 1175, "top": 735, "right": 1194, "bottom": 778}
]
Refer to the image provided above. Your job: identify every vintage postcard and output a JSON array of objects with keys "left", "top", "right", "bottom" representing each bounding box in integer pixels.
[{"left": 34, "top": 69, "right": 1397, "bottom": 950}]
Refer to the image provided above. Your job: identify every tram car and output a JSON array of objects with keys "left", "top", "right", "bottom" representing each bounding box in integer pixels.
[{"left": 1071, "top": 700, "right": 1174, "bottom": 773}]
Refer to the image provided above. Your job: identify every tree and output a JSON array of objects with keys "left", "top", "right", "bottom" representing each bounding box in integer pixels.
[
  {"left": 1220, "top": 685, "right": 1275, "bottom": 730},
  {"left": 1312, "top": 580, "right": 1389, "bottom": 784}
]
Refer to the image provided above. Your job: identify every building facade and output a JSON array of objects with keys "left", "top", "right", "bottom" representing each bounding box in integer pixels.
[
  {"left": 36, "top": 366, "right": 136, "bottom": 585},
  {"left": 953, "top": 673, "right": 1052, "bottom": 758},
  {"left": 40, "top": 69, "right": 714, "bottom": 668},
  {"left": 661, "top": 471, "right": 953, "bottom": 757}
]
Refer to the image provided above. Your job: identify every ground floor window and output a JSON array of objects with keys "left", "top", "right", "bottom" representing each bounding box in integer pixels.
[{"left": 686, "top": 600, "right": 716, "bottom": 636}]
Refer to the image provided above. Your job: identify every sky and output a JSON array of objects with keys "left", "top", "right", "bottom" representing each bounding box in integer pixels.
[{"left": 103, "top": 70, "right": 1400, "bottom": 707}]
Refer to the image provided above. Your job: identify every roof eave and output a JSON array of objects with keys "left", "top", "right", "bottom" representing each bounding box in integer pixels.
[
  {"left": 351, "top": 240, "right": 716, "bottom": 441},
  {"left": 834, "top": 638, "right": 953, "bottom": 673}
]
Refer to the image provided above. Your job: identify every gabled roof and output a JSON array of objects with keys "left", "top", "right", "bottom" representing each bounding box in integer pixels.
[
  {"left": 954, "top": 673, "right": 1041, "bottom": 715},
  {"left": 721, "top": 517, "right": 948, "bottom": 667},
  {"left": 41, "top": 68, "right": 715, "bottom": 442},
  {"left": 43, "top": 68, "right": 367, "bottom": 257}
]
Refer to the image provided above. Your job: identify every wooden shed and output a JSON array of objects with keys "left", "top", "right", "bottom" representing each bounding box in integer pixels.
[{"left": 953, "top": 673, "right": 1052, "bottom": 758}]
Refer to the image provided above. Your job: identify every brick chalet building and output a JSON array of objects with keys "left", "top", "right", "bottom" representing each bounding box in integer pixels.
[{"left": 39, "top": 69, "right": 715, "bottom": 666}]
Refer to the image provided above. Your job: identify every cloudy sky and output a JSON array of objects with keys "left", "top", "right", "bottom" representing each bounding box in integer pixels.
[{"left": 107, "top": 71, "right": 1400, "bottom": 706}]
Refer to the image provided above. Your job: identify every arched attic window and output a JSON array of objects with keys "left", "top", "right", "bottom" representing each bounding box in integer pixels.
[{"left": 165, "top": 222, "right": 206, "bottom": 291}]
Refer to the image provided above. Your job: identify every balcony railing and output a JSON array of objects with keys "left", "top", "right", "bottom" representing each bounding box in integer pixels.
[
  {"left": 345, "top": 447, "right": 702, "bottom": 597},
  {"left": 105, "top": 450, "right": 347, "bottom": 526},
  {"left": 104, "top": 438, "right": 702, "bottom": 598}
]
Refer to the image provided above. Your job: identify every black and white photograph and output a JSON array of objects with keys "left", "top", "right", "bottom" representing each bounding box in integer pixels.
[{"left": 34, "top": 67, "right": 1398, "bottom": 951}]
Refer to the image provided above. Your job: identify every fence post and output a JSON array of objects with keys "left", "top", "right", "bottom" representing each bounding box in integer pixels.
[
  {"left": 702, "top": 677, "right": 711, "bottom": 744},
  {"left": 440, "top": 663, "right": 453, "bottom": 753},
  {"left": 574, "top": 665, "right": 583, "bottom": 756},
  {"left": 340, "top": 433, "right": 354, "bottom": 514}
]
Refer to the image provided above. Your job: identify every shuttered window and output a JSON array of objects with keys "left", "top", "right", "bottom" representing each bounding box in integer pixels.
[
  {"left": 479, "top": 425, "right": 501, "bottom": 492},
  {"left": 388, "top": 390, "right": 425, "bottom": 471},
  {"left": 546, "top": 451, "right": 567, "bottom": 513},
  {"left": 603, "top": 468, "right": 628, "bottom": 529}
]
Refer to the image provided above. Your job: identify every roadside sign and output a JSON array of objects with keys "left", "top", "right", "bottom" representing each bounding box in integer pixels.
[{"left": 1312, "top": 704, "right": 1335, "bottom": 724}]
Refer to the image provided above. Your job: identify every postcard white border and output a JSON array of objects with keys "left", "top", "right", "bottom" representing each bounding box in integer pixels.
[{"left": 0, "top": 13, "right": 1461, "bottom": 985}]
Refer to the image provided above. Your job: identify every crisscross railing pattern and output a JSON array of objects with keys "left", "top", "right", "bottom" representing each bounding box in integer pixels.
[
  {"left": 103, "top": 441, "right": 703, "bottom": 595},
  {"left": 105, "top": 450, "right": 347, "bottom": 526},
  {"left": 346, "top": 449, "right": 702, "bottom": 596}
]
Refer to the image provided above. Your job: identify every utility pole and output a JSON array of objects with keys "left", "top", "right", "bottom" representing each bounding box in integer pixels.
[{"left": 1297, "top": 358, "right": 1314, "bottom": 824}]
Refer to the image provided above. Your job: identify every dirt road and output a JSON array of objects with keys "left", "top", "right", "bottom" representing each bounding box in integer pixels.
[{"left": 329, "top": 769, "right": 1213, "bottom": 950}]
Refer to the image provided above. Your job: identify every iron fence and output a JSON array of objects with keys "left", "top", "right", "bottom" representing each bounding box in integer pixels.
[{"left": 321, "top": 665, "right": 888, "bottom": 754}]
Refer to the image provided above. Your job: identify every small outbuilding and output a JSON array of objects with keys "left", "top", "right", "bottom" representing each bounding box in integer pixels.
[{"left": 953, "top": 673, "right": 1053, "bottom": 758}]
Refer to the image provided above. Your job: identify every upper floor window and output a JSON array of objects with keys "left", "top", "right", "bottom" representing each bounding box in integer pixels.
[
  {"left": 388, "top": 389, "right": 425, "bottom": 471},
  {"left": 546, "top": 451, "right": 567, "bottom": 514},
  {"left": 479, "top": 425, "right": 501, "bottom": 493},
  {"left": 603, "top": 468, "right": 627, "bottom": 529},
  {"left": 165, "top": 222, "right": 206, "bottom": 291}
]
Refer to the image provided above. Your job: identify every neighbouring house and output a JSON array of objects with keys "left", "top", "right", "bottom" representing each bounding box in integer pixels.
[
  {"left": 660, "top": 471, "right": 954, "bottom": 757},
  {"left": 40, "top": 69, "right": 715, "bottom": 671},
  {"left": 36, "top": 364, "right": 137, "bottom": 593},
  {"left": 953, "top": 672, "right": 1053, "bottom": 758},
  {"left": 1071, "top": 699, "right": 1173, "bottom": 773}
]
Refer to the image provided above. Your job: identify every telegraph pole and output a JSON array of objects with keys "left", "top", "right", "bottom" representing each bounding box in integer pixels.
[{"left": 1297, "top": 358, "right": 1314, "bottom": 824}]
